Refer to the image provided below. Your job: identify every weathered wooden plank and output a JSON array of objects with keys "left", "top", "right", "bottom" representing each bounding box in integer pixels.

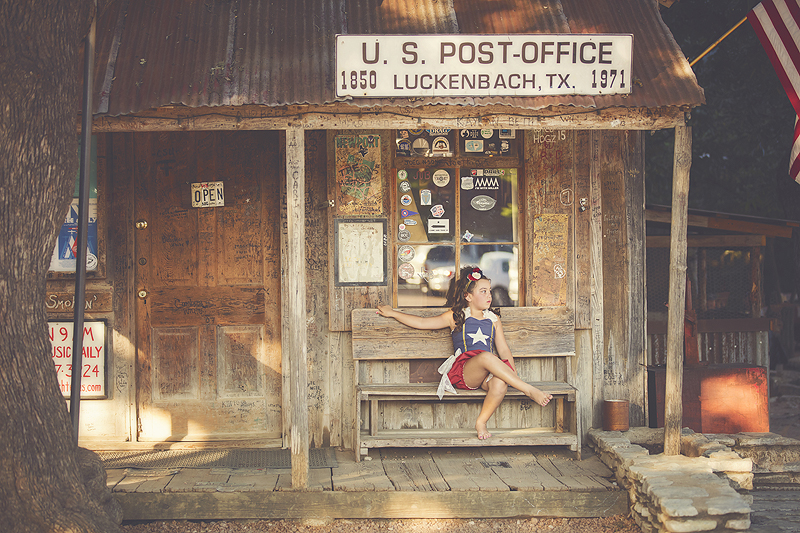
[
  {"left": 285, "top": 127, "right": 309, "bottom": 487},
  {"left": 89, "top": 104, "right": 687, "bottom": 133},
  {"left": 537, "top": 457, "right": 614, "bottom": 490},
  {"left": 645, "top": 208, "right": 795, "bottom": 238},
  {"left": 166, "top": 469, "right": 230, "bottom": 492},
  {"left": 332, "top": 449, "right": 395, "bottom": 491},
  {"left": 275, "top": 468, "right": 332, "bottom": 492},
  {"left": 109, "top": 132, "right": 137, "bottom": 442},
  {"left": 380, "top": 449, "right": 450, "bottom": 492},
  {"left": 573, "top": 130, "right": 592, "bottom": 329},
  {"left": 624, "top": 130, "right": 647, "bottom": 427},
  {"left": 352, "top": 307, "right": 575, "bottom": 360},
  {"left": 600, "top": 130, "right": 630, "bottom": 407},
  {"left": 430, "top": 449, "right": 508, "bottom": 492},
  {"left": 116, "top": 489, "right": 630, "bottom": 520},
  {"left": 646, "top": 235, "right": 766, "bottom": 248},
  {"left": 589, "top": 131, "right": 605, "bottom": 430},
  {"left": 665, "top": 124, "right": 692, "bottom": 456},
  {"left": 479, "top": 449, "right": 565, "bottom": 491},
  {"left": 574, "top": 329, "right": 594, "bottom": 455},
  {"left": 226, "top": 469, "right": 280, "bottom": 492},
  {"left": 360, "top": 429, "right": 578, "bottom": 449},
  {"left": 114, "top": 469, "right": 177, "bottom": 493},
  {"left": 359, "top": 381, "right": 576, "bottom": 400},
  {"left": 306, "top": 131, "right": 330, "bottom": 448},
  {"left": 525, "top": 129, "right": 574, "bottom": 308},
  {"left": 105, "top": 468, "right": 126, "bottom": 490}
]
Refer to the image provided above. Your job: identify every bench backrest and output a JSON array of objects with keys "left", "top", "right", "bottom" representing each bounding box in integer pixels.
[{"left": 352, "top": 307, "right": 575, "bottom": 361}]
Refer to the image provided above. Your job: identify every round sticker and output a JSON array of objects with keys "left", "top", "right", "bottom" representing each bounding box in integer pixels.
[
  {"left": 480, "top": 129, "right": 493, "bottom": 139},
  {"left": 412, "top": 138, "right": 430, "bottom": 156},
  {"left": 397, "top": 169, "right": 408, "bottom": 180},
  {"left": 398, "top": 262, "right": 416, "bottom": 280},
  {"left": 432, "top": 137, "right": 450, "bottom": 155},
  {"left": 86, "top": 252, "right": 98, "bottom": 270},
  {"left": 399, "top": 181, "right": 411, "bottom": 192},
  {"left": 409, "top": 128, "right": 424, "bottom": 135},
  {"left": 398, "top": 245, "right": 415, "bottom": 263},
  {"left": 432, "top": 170, "right": 450, "bottom": 187},
  {"left": 398, "top": 229, "right": 411, "bottom": 242},
  {"left": 398, "top": 224, "right": 406, "bottom": 231},
  {"left": 400, "top": 194, "right": 413, "bottom": 206}
]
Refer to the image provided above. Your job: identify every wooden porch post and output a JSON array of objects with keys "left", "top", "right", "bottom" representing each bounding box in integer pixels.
[
  {"left": 286, "top": 128, "right": 309, "bottom": 487},
  {"left": 664, "top": 123, "right": 691, "bottom": 455}
]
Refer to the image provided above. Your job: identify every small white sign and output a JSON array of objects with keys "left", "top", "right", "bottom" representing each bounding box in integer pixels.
[
  {"left": 191, "top": 181, "right": 225, "bottom": 208},
  {"left": 49, "top": 321, "right": 106, "bottom": 399},
  {"left": 428, "top": 218, "right": 450, "bottom": 234},
  {"left": 336, "top": 34, "right": 633, "bottom": 98}
]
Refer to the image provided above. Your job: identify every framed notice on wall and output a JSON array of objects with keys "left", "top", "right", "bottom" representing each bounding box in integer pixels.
[
  {"left": 334, "top": 134, "right": 383, "bottom": 215},
  {"left": 48, "top": 321, "right": 107, "bottom": 399},
  {"left": 334, "top": 218, "right": 387, "bottom": 286}
]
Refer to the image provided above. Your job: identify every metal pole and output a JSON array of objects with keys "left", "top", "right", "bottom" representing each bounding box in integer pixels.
[
  {"left": 70, "top": 14, "right": 96, "bottom": 443},
  {"left": 689, "top": 17, "right": 747, "bottom": 67}
]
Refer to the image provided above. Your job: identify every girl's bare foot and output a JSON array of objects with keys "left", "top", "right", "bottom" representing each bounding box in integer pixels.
[
  {"left": 476, "top": 421, "right": 492, "bottom": 440},
  {"left": 526, "top": 386, "right": 553, "bottom": 407}
]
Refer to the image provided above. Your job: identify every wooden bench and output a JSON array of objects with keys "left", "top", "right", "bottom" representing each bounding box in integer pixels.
[{"left": 352, "top": 306, "right": 580, "bottom": 460}]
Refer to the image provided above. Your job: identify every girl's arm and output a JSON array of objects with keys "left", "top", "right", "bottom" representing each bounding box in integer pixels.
[
  {"left": 376, "top": 305, "right": 454, "bottom": 330},
  {"left": 494, "top": 319, "right": 516, "bottom": 371}
]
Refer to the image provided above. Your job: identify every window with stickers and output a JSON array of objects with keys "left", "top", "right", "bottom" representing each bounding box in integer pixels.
[{"left": 393, "top": 129, "right": 520, "bottom": 308}]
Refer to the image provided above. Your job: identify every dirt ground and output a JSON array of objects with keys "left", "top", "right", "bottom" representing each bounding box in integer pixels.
[{"left": 120, "top": 517, "right": 642, "bottom": 533}]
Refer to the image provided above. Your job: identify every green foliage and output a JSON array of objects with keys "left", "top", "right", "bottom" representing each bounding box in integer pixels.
[{"left": 646, "top": 0, "right": 799, "bottom": 218}]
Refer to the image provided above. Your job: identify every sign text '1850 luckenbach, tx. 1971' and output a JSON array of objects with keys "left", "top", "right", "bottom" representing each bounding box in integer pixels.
[{"left": 336, "top": 34, "right": 633, "bottom": 98}]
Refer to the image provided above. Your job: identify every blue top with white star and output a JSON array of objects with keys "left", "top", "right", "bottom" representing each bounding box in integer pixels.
[{"left": 452, "top": 308, "right": 497, "bottom": 354}]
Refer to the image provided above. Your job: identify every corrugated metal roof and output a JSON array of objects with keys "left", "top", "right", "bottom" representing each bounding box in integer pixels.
[{"left": 92, "top": 0, "right": 704, "bottom": 116}]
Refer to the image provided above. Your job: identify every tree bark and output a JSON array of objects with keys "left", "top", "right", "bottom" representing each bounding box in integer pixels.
[{"left": 0, "top": 1, "right": 120, "bottom": 532}]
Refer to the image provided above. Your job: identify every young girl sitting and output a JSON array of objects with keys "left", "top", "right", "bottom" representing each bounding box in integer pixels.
[{"left": 376, "top": 265, "right": 553, "bottom": 440}]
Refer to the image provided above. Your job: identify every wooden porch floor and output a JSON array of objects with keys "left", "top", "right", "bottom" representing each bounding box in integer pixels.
[{"left": 108, "top": 447, "right": 628, "bottom": 521}]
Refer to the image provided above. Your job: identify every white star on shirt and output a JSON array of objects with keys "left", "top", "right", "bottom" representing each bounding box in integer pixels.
[{"left": 467, "top": 327, "right": 490, "bottom": 347}]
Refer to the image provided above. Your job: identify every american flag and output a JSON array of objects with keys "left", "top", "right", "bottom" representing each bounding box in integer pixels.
[{"left": 748, "top": 0, "right": 800, "bottom": 183}]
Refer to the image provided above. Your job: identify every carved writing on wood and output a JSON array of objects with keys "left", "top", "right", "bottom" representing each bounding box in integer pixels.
[
  {"left": 531, "top": 214, "right": 569, "bottom": 306},
  {"left": 334, "top": 134, "right": 382, "bottom": 215}
]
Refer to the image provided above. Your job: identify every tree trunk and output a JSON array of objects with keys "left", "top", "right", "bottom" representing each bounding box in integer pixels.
[{"left": 0, "top": 1, "right": 120, "bottom": 532}]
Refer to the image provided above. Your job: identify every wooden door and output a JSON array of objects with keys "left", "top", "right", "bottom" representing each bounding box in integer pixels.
[{"left": 134, "top": 131, "right": 282, "bottom": 441}]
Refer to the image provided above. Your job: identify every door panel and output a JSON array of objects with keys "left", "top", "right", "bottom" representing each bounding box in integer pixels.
[{"left": 135, "top": 131, "right": 281, "bottom": 441}]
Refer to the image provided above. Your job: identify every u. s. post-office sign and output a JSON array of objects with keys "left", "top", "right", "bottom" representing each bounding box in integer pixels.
[{"left": 336, "top": 34, "right": 633, "bottom": 98}]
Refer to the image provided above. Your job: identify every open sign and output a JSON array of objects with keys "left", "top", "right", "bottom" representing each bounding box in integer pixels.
[{"left": 191, "top": 181, "right": 224, "bottom": 208}]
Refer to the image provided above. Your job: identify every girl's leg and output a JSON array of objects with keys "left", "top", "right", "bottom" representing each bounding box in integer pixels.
[
  {"left": 475, "top": 377, "right": 507, "bottom": 439},
  {"left": 462, "top": 351, "right": 553, "bottom": 407}
]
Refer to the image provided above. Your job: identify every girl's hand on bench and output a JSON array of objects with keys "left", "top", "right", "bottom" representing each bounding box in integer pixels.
[{"left": 376, "top": 305, "right": 395, "bottom": 318}]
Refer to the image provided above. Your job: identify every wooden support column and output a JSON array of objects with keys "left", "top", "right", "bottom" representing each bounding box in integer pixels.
[
  {"left": 285, "top": 128, "right": 309, "bottom": 487},
  {"left": 664, "top": 124, "right": 692, "bottom": 455}
]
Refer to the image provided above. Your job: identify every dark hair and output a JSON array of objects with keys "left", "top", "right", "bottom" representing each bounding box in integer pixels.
[{"left": 446, "top": 266, "right": 501, "bottom": 331}]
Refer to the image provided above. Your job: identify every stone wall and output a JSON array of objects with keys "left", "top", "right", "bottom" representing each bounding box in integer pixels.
[{"left": 588, "top": 428, "right": 752, "bottom": 533}]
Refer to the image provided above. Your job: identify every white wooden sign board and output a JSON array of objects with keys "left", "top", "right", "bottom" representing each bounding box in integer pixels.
[{"left": 336, "top": 34, "right": 633, "bottom": 98}]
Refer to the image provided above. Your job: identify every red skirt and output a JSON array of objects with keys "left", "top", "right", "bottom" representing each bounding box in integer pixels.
[{"left": 447, "top": 350, "right": 514, "bottom": 390}]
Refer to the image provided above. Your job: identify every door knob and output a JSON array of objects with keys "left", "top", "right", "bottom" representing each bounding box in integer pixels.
[{"left": 135, "top": 220, "right": 148, "bottom": 229}]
